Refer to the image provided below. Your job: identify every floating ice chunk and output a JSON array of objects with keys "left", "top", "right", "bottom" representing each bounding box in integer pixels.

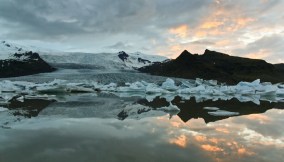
[
  {"left": 161, "top": 78, "right": 178, "bottom": 91},
  {"left": 36, "top": 85, "right": 66, "bottom": 93},
  {"left": 145, "top": 93, "right": 161, "bottom": 102},
  {"left": 16, "top": 96, "right": 24, "bottom": 102},
  {"left": 278, "top": 84, "right": 284, "bottom": 89},
  {"left": 1, "top": 93, "right": 17, "bottom": 101},
  {"left": 117, "top": 81, "right": 146, "bottom": 92},
  {"left": 208, "top": 110, "right": 239, "bottom": 116},
  {"left": 146, "top": 83, "right": 168, "bottom": 94},
  {"left": 212, "top": 89, "right": 225, "bottom": 96},
  {"left": 255, "top": 85, "right": 277, "bottom": 96},
  {"left": 204, "top": 107, "right": 220, "bottom": 110},
  {"left": 158, "top": 103, "right": 180, "bottom": 112},
  {"left": 24, "top": 94, "right": 56, "bottom": 100},
  {"left": 208, "top": 80, "right": 218, "bottom": 86},
  {"left": 0, "top": 107, "right": 8, "bottom": 112},
  {"left": 178, "top": 85, "right": 206, "bottom": 94},
  {"left": 220, "top": 86, "right": 237, "bottom": 94},
  {"left": 46, "top": 79, "right": 67, "bottom": 86},
  {"left": 276, "top": 89, "right": 284, "bottom": 96},
  {"left": 237, "top": 79, "right": 260, "bottom": 87},
  {"left": 140, "top": 81, "right": 150, "bottom": 86},
  {"left": 195, "top": 78, "right": 204, "bottom": 85},
  {"left": 235, "top": 85, "right": 255, "bottom": 95},
  {"left": 190, "top": 85, "right": 206, "bottom": 94},
  {"left": 180, "top": 81, "right": 194, "bottom": 88},
  {"left": 161, "top": 94, "right": 176, "bottom": 102},
  {"left": 0, "top": 80, "right": 23, "bottom": 92},
  {"left": 177, "top": 88, "right": 191, "bottom": 94},
  {"left": 178, "top": 94, "right": 191, "bottom": 100},
  {"left": 100, "top": 83, "right": 117, "bottom": 91}
]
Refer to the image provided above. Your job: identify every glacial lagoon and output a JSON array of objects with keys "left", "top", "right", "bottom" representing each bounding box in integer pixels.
[{"left": 0, "top": 69, "right": 284, "bottom": 162}]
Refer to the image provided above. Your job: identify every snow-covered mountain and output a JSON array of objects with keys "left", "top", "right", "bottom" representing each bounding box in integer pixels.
[
  {"left": 0, "top": 41, "right": 168, "bottom": 71},
  {"left": 0, "top": 41, "right": 60, "bottom": 60}
]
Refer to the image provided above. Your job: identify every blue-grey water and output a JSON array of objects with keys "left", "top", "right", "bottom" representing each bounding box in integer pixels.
[{"left": 0, "top": 68, "right": 284, "bottom": 162}]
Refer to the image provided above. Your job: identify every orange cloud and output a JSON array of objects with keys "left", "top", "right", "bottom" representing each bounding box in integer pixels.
[
  {"left": 237, "top": 18, "right": 255, "bottom": 26},
  {"left": 195, "top": 135, "right": 207, "bottom": 142},
  {"left": 169, "top": 134, "right": 188, "bottom": 148},
  {"left": 245, "top": 114, "right": 271, "bottom": 124},
  {"left": 201, "top": 21, "right": 224, "bottom": 29},
  {"left": 169, "top": 25, "right": 189, "bottom": 38},
  {"left": 238, "top": 148, "right": 255, "bottom": 156},
  {"left": 216, "top": 40, "right": 231, "bottom": 46},
  {"left": 215, "top": 127, "right": 230, "bottom": 134},
  {"left": 245, "top": 49, "right": 271, "bottom": 59},
  {"left": 201, "top": 144, "right": 224, "bottom": 152}
]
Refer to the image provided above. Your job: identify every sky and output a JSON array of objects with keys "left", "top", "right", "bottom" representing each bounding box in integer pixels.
[{"left": 0, "top": 0, "right": 283, "bottom": 63}]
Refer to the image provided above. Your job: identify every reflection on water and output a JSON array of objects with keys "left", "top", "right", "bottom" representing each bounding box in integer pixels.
[
  {"left": 6, "top": 98, "right": 55, "bottom": 118},
  {"left": 4, "top": 94, "right": 283, "bottom": 124},
  {"left": 0, "top": 94, "right": 284, "bottom": 162},
  {"left": 0, "top": 110, "right": 283, "bottom": 162},
  {"left": 138, "top": 96, "right": 284, "bottom": 123}
]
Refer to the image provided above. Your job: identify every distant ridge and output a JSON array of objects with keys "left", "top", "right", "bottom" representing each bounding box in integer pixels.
[
  {"left": 0, "top": 51, "right": 56, "bottom": 78},
  {"left": 139, "top": 49, "right": 284, "bottom": 84}
]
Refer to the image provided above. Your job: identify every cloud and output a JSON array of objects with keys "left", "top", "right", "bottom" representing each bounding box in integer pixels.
[
  {"left": 0, "top": 0, "right": 283, "bottom": 63},
  {"left": 0, "top": 0, "right": 210, "bottom": 39},
  {"left": 105, "top": 42, "right": 133, "bottom": 50},
  {"left": 233, "top": 34, "right": 284, "bottom": 63}
]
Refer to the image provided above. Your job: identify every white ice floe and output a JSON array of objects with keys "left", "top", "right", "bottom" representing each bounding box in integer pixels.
[{"left": 208, "top": 110, "right": 240, "bottom": 116}]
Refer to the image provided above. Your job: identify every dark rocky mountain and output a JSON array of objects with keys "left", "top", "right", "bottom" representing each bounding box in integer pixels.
[
  {"left": 139, "top": 49, "right": 284, "bottom": 84},
  {"left": 0, "top": 51, "right": 56, "bottom": 78},
  {"left": 275, "top": 63, "right": 284, "bottom": 71}
]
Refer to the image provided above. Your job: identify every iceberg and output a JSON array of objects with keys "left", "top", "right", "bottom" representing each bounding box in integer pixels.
[{"left": 161, "top": 78, "right": 179, "bottom": 91}]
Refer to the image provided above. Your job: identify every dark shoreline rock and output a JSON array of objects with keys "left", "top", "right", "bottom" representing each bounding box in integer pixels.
[
  {"left": 139, "top": 49, "right": 284, "bottom": 84},
  {"left": 0, "top": 51, "right": 56, "bottom": 78}
]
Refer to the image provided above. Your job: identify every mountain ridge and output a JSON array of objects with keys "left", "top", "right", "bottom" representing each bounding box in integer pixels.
[{"left": 139, "top": 49, "right": 284, "bottom": 84}]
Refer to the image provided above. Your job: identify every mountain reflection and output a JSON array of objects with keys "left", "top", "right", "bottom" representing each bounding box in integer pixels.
[
  {"left": 2, "top": 94, "right": 284, "bottom": 125},
  {"left": 6, "top": 98, "right": 55, "bottom": 118},
  {"left": 138, "top": 96, "right": 284, "bottom": 123}
]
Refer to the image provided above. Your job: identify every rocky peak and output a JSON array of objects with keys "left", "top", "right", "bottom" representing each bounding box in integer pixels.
[
  {"left": 203, "top": 49, "right": 229, "bottom": 57},
  {"left": 118, "top": 51, "right": 129, "bottom": 62},
  {"left": 176, "top": 50, "right": 195, "bottom": 61}
]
